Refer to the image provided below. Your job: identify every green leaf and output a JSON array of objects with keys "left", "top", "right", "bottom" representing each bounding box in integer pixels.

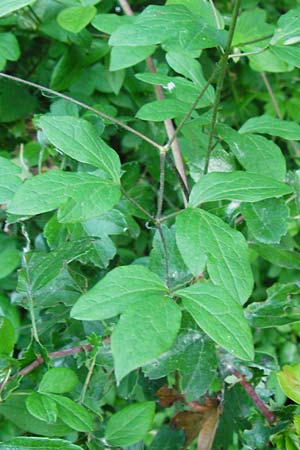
[
  {"left": 0, "top": 157, "right": 22, "bottom": 204},
  {"left": 8, "top": 171, "right": 121, "bottom": 223},
  {"left": 39, "top": 116, "right": 121, "bottom": 182},
  {"left": 217, "top": 126, "right": 286, "bottom": 180},
  {"left": 277, "top": 364, "right": 300, "bottom": 403},
  {"left": 71, "top": 265, "right": 167, "bottom": 321},
  {"left": 0, "top": 79, "right": 37, "bottom": 123},
  {"left": 177, "top": 282, "right": 254, "bottom": 360},
  {"left": 44, "top": 394, "right": 94, "bottom": 432},
  {"left": 148, "top": 425, "right": 185, "bottom": 450},
  {"left": 110, "top": 45, "right": 155, "bottom": 71},
  {"left": 143, "top": 330, "right": 217, "bottom": 400},
  {"left": 270, "top": 45, "right": 300, "bottom": 68},
  {"left": 246, "top": 282, "right": 300, "bottom": 328},
  {"left": 111, "top": 295, "right": 181, "bottom": 382},
  {"left": 136, "top": 99, "right": 188, "bottom": 121},
  {"left": 0, "top": 437, "right": 83, "bottom": 449},
  {"left": 189, "top": 171, "right": 291, "bottom": 206},
  {"left": 0, "top": 316, "right": 14, "bottom": 356},
  {"left": 105, "top": 402, "right": 155, "bottom": 446},
  {"left": 57, "top": 6, "right": 96, "bottom": 33},
  {"left": 250, "top": 243, "right": 300, "bottom": 269},
  {"left": 239, "top": 115, "right": 300, "bottom": 140},
  {"left": 92, "top": 14, "right": 135, "bottom": 34},
  {"left": 39, "top": 368, "right": 79, "bottom": 394},
  {"left": 271, "top": 10, "right": 300, "bottom": 46},
  {"left": 176, "top": 208, "right": 253, "bottom": 304},
  {"left": 232, "top": 8, "right": 274, "bottom": 47},
  {"left": 109, "top": 5, "right": 223, "bottom": 49},
  {"left": 26, "top": 392, "right": 58, "bottom": 424},
  {"left": 248, "top": 48, "right": 292, "bottom": 73},
  {"left": 166, "top": 0, "right": 224, "bottom": 28},
  {"left": 0, "top": 0, "right": 36, "bottom": 18},
  {"left": 0, "top": 32, "right": 20, "bottom": 67},
  {"left": 241, "top": 198, "right": 289, "bottom": 244}
]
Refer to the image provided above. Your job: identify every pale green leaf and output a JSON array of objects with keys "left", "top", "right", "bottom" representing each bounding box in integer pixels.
[
  {"left": 241, "top": 198, "right": 289, "bottom": 244},
  {"left": 0, "top": 0, "right": 36, "bottom": 18},
  {"left": 105, "top": 402, "right": 155, "bottom": 446},
  {"left": 111, "top": 295, "right": 181, "bottom": 382},
  {"left": 136, "top": 99, "right": 188, "bottom": 121},
  {"left": 239, "top": 114, "right": 300, "bottom": 140},
  {"left": 109, "top": 5, "right": 223, "bottom": 49},
  {"left": 71, "top": 265, "right": 167, "bottom": 320},
  {"left": 217, "top": 125, "right": 286, "bottom": 180},
  {"left": 110, "top": 45, "right": 155, "bottom": 71},
  {"left": 270, "top": 45, "right": 300, "bottom": 68},
  {"left": 249, "top": 48, "right": 293, "bottom": 73},
  {"left": 0, "top": 316, "right": 14, "bottom": 355},
  {"left": 271, "top": 10, "right": 300, "bottom": 46},
  {"left": 92, "top": 14, "right": 135, "bottom": 34},
  {"left": 26, "top": 393, "right": 58, "bottom": 424},
  {"left": 39, "top": 116, "right": 121, "bottom": 182},
  {"left": 0, "top": 156, "right": 22, "bottom": 204},
  {"left": 0, "top": 437, "right": 83, "bottom": 449},
  {"left": 277, "top": 364, "right": 300, "bottom": 404},
  {"left": 177, "top": 282, "right": 254, "bottom": 360},
  {"left": 39, "top": 368, "right": 79, "bottom": 394},
  {"left": 8, "top": 171, "right": 121, "bottom": 223},
  {"left": 44, "top": 394, "right": 94, "bottom": 432},
  {"left": 232, "top": 9, "right": 274, "bottom": 47},
  {"left": 0, "top": 32, "right": 20, "bottom": 62},
  {"left": 57, "top": 6, "right": 96, "bottom": 33},
  {"left": 176, "top": 208, "right": 253, "bottom": 304},
  {"left": 189, "top": 171, "right": 292, "bottom": 206},
  {"left": 166, "top": 0, "right": 224, "bottom": 28}
]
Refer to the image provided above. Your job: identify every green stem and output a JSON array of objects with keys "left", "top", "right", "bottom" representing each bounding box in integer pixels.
[
  {"left": 80, "top": 354, "right": 97, "bottom": 404},
  {"left": 0, "top": 72, "right": 163, "bottom": 152},
  {"left": 235, "top": 33, "right": 273, "bottom": 47},
  {"left": 156, "top": 151, "right": 166, "bottom": 219},
  {"left": 204, "top": 0, "right": 241, "bottom": 174},
  {"left": 157, "top": 223, "right": 170, "bottom": 288}
]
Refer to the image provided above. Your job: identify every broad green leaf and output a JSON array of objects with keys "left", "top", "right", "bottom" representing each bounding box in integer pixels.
[
  {"left": 110, "top": 45, "right": 155, "bottom": 71},
  {"left": 44, "top": 394, "right": 94, "bottom": 432},
  {"left": 0, "top": 395, "right": 72, "bottom": 437},
  {"left": 246, "top": 282, "right": 300, "bottom": 328},
  {"left": 92, "top": 14, "right": 135, "bottom": 34},
  {"left": 39, "top": 368, "right": 79, "bottom": 394},
  {"left": 57, "top": 6, "right": 96, "bottom": 33},
  {"left": 0, "top": 293, "right": 20, "bottom": 336},
  {"left": 136, "top": 99, "right": 188, "bottom": 121},
  {"left": 109, "top": 5, "right": 223, "bottom": 49},
  {"left": 217, "top": 126, "right": 286, "bottom": 180},
  {"left": 176, "top": 208, "right": 253, "bottom": 304},
  {"left": 0, "top": 79, "right": 37, "bottom": 123},
  {"left": 277, "top": 364, "right": 300, "bottom": 403},
  {"left": 0, "top": 0, "right": 36, "bottom": 18},
  {"left": 8, "top": 170, "right": 121, "bottom": 223},
  {"left": 239, "top": 115, "right": 300, "bottom": 140},
  {"left": 232, "top": 9, "right": 274, "bottom": 47},
  {"left": 149, "top": 225, "right": 191, "bottom": 289},
  {"left": 0, "top": 32, "right": 20, "bottom": 68},
  {"left": 105, "top": 402, "right": 155, "bottom": 446},
  {"left": 166, "top": 0, "right": 224, "bottom": 28},
  {"left": 241, "top": 198, "right": 289, "bottom": 244},
  {"left": 250, "top": 243, "right": 300, "bottom": 269},
  {"left": 0, "top": 157, "right": 22, "bottom": 203},
  {"left": 270, "top": 45, "right": 300, "bottom": 68},
  {"left": 39, "top": 116, "right": 121, "bottom": 182},
  {"left": 26, "top": 392, "right": 58, "bottom": 424},
  {"left": 0, "top": 234, "right": 20, "bottom": 279},
  {"left": 0, "top": 437, "right": 83, "bottom": 449},
  {"left": 0, "top": 316, "right": 14, "bottom": 355},
  {"left": 71, "top": 265, "right": 167, "bottom": 320},
  {"left": 143, "top": 330, "right": 217, "bottom": 400},
  {"left": 249, "top": 48, "right": 293, "bottom": 73},
  {"left": 148, "top": 426, "right": 185, "bottom": 450},
  {"left": 271, "top": 10, "right": 300, "bottom": 46},
  {"left": 111, "top": 295, "right": 181, "bottom": 381},
  {"left": 177, "top": 282, "right": 254, "bottom": 360},
  {"left": 135, "top": 72, "right": 214, "bottom": 107},
  {"left": 189, "top": 171, "right": 291, "bottom": 206}
]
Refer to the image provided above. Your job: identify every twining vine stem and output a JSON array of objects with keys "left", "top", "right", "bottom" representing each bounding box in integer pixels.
[
  {"left": 0, "top": 72, "right": 163, "bottom": 152},
  {"left": 204, "top": 0, "right": 241, "bottom": 174}
]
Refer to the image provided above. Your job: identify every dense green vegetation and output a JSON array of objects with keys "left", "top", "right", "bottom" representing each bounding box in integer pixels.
[{"left": 1, "top": 0, "right": 300, "bottom": 448}]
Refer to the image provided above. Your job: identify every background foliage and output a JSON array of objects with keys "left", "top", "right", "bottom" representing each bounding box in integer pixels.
[{"left": 1, "top": 0, "right": 300, "bottom": 449}]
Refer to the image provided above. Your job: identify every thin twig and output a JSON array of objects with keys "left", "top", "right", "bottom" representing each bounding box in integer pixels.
[
  {"left": 230, "top": 368, "right": 275, "bottom": 424},
  {"left": 0, "top": 72, "right": 163, "bottom": 152},
  {"left": 156, "top": 152, "right": 166, "bottom": 219},
  {"left": 0, "top": 344, "right": 93, "bottom": 389},
  {"left": 209, "top": 0, "right": 221, "bottom": 29},
  {"left": 120, "top": 186, "right": 155, "bottom": 222},
  {"left": 157, "top": 224, "right": 170, "bottom": 288},
  {"left": 204, "top": 0, "right": 241, "bottom": 174},
  {"left": 80, "top": 354, "right": 97, "bottom": 404},
  {"left": 235, "top": 34, "right": 274, "bottom": 47},
  {"left": 228, "top": 48, "right": 267, "bottom": 59}
]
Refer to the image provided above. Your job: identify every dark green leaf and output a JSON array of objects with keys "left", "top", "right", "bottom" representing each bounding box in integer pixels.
[
  {"left": 148, "top": 425, "right": 185, "bottom": 450},
  {"left": 26, "top": 392, "right": 58, "bottom": 423}
]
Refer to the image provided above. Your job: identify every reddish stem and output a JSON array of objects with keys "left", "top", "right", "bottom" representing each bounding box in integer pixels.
[{"left": 230, "top": 368, "right": 275, "bottom": 424}]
